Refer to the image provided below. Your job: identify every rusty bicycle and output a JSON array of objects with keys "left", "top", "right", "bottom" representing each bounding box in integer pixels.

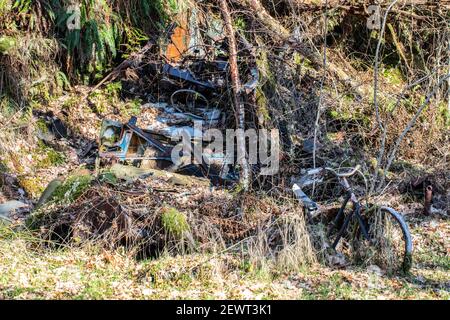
[{"left": 292, "top": 165, "right": 412, "bottom": 274}]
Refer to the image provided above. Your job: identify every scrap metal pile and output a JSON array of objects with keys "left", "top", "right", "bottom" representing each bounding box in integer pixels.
[{"left": 98, "top": 8, "right": 257, "bottom": 185}]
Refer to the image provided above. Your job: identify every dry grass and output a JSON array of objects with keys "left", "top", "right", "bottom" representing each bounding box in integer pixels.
[
  {"left": 248, "top": 211, "right": 317, "bottom": 273},
  {"left": 0, "top": 213, "right": 447, "bottom": 300}
]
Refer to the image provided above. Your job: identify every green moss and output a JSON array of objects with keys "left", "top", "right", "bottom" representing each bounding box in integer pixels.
[
  {"left": 93, "top": 98, "right": 109, "bottom": 115},
  {"left": 239, "top": 259, "right": 254, "bottom": 273},
  {"left": 291, "top": 52, "right": 315, "bottom": 72},
  {"left": 36, "top": 119, "right": 49, "bottom": 133},
  {"left": 88, "top": 82, "right": 135, "bottom": 115},
  {"left": 233, "top": 17, "right": 246, "bottom": 31},
  {"left": 52, "top": 174, "right": 93, "bottom": 203},
  {"left": 330, "top": 110, "right": 355, "bottom": 121},
  {"left": 18, "top": 176, "right": 45, "bottom": 199},
  {"left": 0, "top": 95, "right": 18, "bottom": 116},
  {"left": 161, "top": 206, "right": 189, "bottom": 237},
  {"left": 256, "top": 87, "right": 270, "bottom": 123},
  {"left": 437, "top": 101, "right": 449, "bottom": 128},
  {"left": 343, "top": 94, "right": 355, "bottom": 104},
  {"left": 370, "top": 30, "right": 379, "bottom": 40},
  {"left": 55, "top": 71, "right": 71, "bottom": 91},
  {"left": 256, "top": 47, "right": 275, "bottom": 86},
  {"left": 119, "top": 98, "right": 142, "bottom": 118},
  {"left": 382, "top": 67, "right": 404, "bottom": 86},
  {"left": 105, "top": 81, "right": 122, "bottom": 97},
  {"left": 166, "top": 0, "right": 180, "bottom": 14},
  {"left": 326, "top": 132, "right": 340, "bottom": 142},
  {"left": 34, "top": 141, "right": 65, "bottom": 168},
  {"left": 0, "top": 36, "right": 16, "bottom": 54},
  {"left": 329, "top": 107, "right": 370, "bottom": 127},
  {"left": 383, "top": 96, "right": 397, "bottom": 113},
  {"left": 46, "top": 149, "right": 65, "bottom": 166},
  {"left": 29, "top": 82, "right": 52, "bottom": 103},
  {"left": 231, "top": 182, "right": 245, "bottom": 196},
  {"left": 62, "top": 96, "right": 78, "bottom": 110},
  {"left": 302, "top": 58, "right": 314, "bottom": 71},
  {"left": 329, "top": 110, "right": 340, "bottom": 119}
]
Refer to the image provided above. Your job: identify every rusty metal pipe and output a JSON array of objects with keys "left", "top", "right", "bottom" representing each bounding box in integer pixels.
[{"left": 423, "top": 185, "right": 433, "bottom": 216}]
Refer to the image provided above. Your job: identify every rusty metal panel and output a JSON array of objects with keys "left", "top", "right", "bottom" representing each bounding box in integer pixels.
[
  {"left": 161, "top": 8, "right": 211, "bottom": 63},
  {"left": 161, "top": 11, "right": 190, "bottom": 63},
  {"left": 164, "top": 25, "right": 190, "bottom": 63}
]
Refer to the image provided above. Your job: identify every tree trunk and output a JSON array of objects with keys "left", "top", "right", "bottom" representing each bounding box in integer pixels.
[{"left": 219, "top": 0, "right": 251, "bottom": 191}]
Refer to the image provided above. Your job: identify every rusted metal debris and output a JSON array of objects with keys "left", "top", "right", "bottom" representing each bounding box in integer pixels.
[
  {"left": 99, "top": 117, "right": 171, "bottom": 162},
  {"left": 162, "top": 63, "right": 217, "bottom": 90},
  {"left": 98, "top": 106, "right": 234, "bottom": 182},
  {"left": 98, "top": 7, "right": 260, "bottom": 186},
  {"left": 160, "top": 8, "right": 224, "bottom": 63},
  {"left": 423, "top": 185, "right": 433, "bottom": 216}
]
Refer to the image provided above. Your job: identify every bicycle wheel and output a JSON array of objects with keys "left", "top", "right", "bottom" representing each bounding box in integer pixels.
[{"left": 361, "top": 206, "right": 413, "bottom": 274}]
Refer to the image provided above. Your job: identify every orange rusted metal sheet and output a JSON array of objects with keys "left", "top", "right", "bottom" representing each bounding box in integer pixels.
[
  {"left": 164, "top": 25, "right": 190, "bottom": 63},
  {"left": 161, "top": 11, "right": 191, "bottom": 63}
]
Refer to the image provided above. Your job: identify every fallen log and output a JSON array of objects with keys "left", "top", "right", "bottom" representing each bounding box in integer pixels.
[{"left": 110, "top": 164, "right": 211, "bottom": 188}]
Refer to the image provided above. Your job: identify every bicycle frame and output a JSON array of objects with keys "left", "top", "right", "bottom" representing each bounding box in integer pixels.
[{"left": 329, "top": 177, "right": 370, "bottom": 249}]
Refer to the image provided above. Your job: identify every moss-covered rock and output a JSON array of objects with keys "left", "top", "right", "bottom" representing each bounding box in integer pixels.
[{"left": 52, "top": 174, "right": 94, "bottom": 204}]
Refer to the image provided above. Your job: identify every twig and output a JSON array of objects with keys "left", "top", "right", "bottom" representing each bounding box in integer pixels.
[
  {"left": 87, "top": 41, "right": 154, "bottom": 96},
  {"left": 387, "top": 23, "right": 412, "bottom": 75},
  {"left": 447, "top": 34, "right": 450, "bottom": 127}
]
